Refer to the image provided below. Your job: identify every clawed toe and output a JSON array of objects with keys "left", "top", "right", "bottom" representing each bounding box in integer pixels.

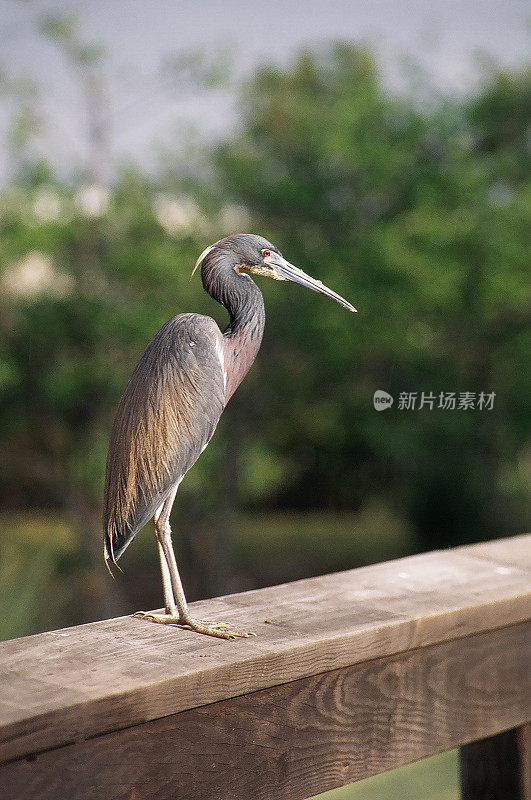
[
  {"left": 133, "top": 611, "right": 181, "bottom": 625},
  {"left": 133, "top": 611, "right": 255, "bottom": 639},
  {"left": 209, "top": 622, "right": 255, "bottom": 637},
  {"left": 199, "top": 621, "right": 244, "bottom": 631},
  {"left": 181, "top": 618, "right": 255, "bottom": 639}
]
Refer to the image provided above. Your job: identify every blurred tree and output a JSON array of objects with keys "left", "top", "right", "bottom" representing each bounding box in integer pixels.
[
  {"left": 215, "top": 46, "right": 530, "bottom": 547},
  {"left": 0, "top": 173, "right": 221, "bottom": 619},
  {"left": 1, "top": 11, "right": 238, "bottom": 623},
  {"left": 0, "top": 47, "right": 529, "bottom": 636}
]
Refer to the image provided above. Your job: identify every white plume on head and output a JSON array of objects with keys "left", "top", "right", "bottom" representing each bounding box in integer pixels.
[{"left": 192, "top": 243, "right": 217, "bottom": 276}]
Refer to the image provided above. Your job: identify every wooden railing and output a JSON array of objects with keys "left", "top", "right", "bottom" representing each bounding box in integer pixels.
[{"left": 0, "top": 534, "right": 529, "bottom": 800}]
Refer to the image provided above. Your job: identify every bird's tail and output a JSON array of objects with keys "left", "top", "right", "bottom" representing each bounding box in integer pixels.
[
  {"left": 103, "top": 518, "right": 137, "bottom": 568},
  {"left": 103, "top": 490, "right": 164, "bottom": 568}
]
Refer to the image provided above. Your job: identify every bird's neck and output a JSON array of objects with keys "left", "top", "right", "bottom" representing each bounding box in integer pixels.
[
  {"left": 222, "top": 276, "right": 265, "bottom": 402},
  {"left": 201, "top": 253, "right": 266, "bottom": 402}
]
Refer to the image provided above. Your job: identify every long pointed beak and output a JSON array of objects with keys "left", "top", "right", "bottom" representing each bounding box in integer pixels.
[{"left": 268, "top": 254, "right": 357, "bottom": 312}]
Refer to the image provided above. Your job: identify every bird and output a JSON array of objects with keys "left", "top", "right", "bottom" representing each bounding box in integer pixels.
[{"left": 103, "top": 234, "right": 356, "bottom": 639}]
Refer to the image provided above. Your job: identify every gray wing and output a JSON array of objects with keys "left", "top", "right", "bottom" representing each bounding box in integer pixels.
[{"left": 103, "top": 313, "right": 226, "bottom": 562}]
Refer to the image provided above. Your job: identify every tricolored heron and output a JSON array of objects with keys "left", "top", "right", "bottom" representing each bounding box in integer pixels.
[{"left": 103, "top": 234, "right": 355, "bottom": 639}]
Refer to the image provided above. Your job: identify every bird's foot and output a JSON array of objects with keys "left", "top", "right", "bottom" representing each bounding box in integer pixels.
[
  {"left": 133, "top": 611, "right": 255, "bottom": 640},
  {"left": 133, "top": 611, "right": 180, "bottom": 624},
  {"left": 183, "top": 617, "right": 256, "bottom": 639}
]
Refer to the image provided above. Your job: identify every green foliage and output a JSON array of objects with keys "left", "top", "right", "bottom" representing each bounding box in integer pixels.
[
  {"left": 216, "top": 47, "right": 530, "bottom": 546},
  {"left": 0, "top": 181, "right": 213, "bottom": 504},
  {"left": 0, "top": 512, "right": 81, "bottom": 640},
  {"left": 0, "top": 47, "right": 529, "bottom": 636}
]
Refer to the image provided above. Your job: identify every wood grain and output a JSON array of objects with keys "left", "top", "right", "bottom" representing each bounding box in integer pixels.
[
  {"left": 0, "top": 534, "right": 530, "bottom": 764},
  {"left": 0, "top": 621, "right": 528, "bottom": 800},
  {"left": 458, "top": 533, "right": 531, "bottom": 570}
]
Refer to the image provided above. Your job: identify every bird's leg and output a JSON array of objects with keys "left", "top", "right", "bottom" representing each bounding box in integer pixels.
[
  {"left": 153, "top": 490, "right": 178, "bottom": 614},
  {"left": 135, "top": 491, "right": 254, "bottom": 640},
  {"left": 157, "top": 536, "right": 177, "bottom": 615},
  {"left": 134, "top": 490, "right": 177, "bottom": 618},
  {"left": 158, "top": 525, "right": 254, "bottom": 639}
]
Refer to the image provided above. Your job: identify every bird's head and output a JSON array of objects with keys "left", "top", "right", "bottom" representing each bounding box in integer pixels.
[{"left": 193, "top": 234, "right": 356, "bottom": 313}]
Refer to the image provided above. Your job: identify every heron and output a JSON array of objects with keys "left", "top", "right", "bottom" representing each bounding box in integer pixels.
[{"left": 103, "top": 234, "right": 355, "bottom": 639}]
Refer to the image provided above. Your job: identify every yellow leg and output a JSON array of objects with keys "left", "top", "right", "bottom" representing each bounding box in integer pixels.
[
  {"left": 134, "top": 489, "right": 255, "bottom": 640},
  {"left": 133, "top": 611, "right": 255, "bottom": 640}
]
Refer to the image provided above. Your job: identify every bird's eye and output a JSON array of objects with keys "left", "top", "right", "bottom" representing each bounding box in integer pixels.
[{"left": 262, "top": 249, "right": 271, "bottom": 258}]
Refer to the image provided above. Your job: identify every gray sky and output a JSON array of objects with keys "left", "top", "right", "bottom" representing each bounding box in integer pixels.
[{"left": 1, "top": 0, "right": 529, "bottom": 184}]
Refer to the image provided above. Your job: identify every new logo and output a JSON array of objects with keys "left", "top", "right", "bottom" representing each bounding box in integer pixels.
[{"left": 373, "top": 390, "right": 393, "bottom": 411}]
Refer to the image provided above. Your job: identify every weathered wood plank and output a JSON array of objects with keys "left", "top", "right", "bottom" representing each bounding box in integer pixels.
[
  {"left": 0, "top": 535, "right": 529, "bottom": 764},
  {"left": 1, "top": 621, "right": 528, "bottom": 800},
  {"left": 460, "top": 723, "right": 531, "bottom": 800},
  {"left": 458, "top": 533, "right": 531, "bottom": 570}
]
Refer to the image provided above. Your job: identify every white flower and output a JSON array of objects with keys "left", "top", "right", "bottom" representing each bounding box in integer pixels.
[
  {"left": 153, "top": 194, "right": 209, "bottom": 237},
  {"left": 75, "top": 184, "right": 110, "bottom": 218},
  {"left": 2, "top": 252, "right": 74, "bottom": 299},
  {"left": 33, "top": 188, "right": 63, "bottom": 222},
  {"left": 220, "top": 203, "right": 251, "bottom": 233}
]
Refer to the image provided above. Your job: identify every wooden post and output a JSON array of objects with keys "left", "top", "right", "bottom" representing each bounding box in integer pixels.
[{"left": 460, "top": 724, "right": 530, "bottom": 800}]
